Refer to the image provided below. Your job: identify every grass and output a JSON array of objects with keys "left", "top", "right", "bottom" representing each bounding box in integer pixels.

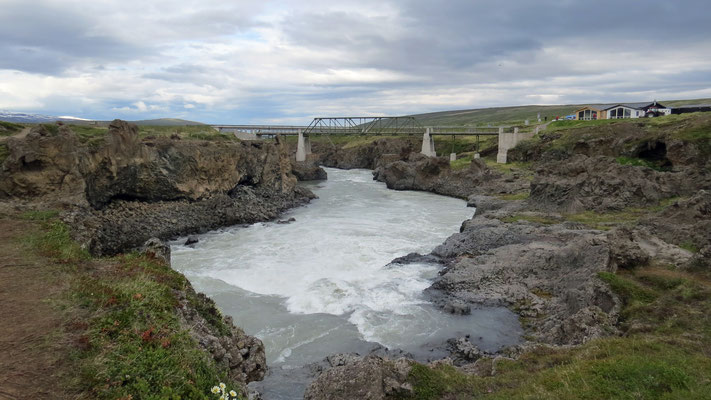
[
  {"left": 563, "top": 198, "right": 680, "bottom": 230},
  {"left": 139, "top": 125, "right": 239, "bottom": 141},
  {"left": 497, "top": 192, "right": 530, "bottom": 201},
  {"left": 22, "top": 212, "right": 240, "bottom": 399},
  {"left": 400, "top": 263, "right": 711, "bottom": 400},
  {"left": 0, "top": 143, "right": 8, "bottom": 164},
  {"left": 616, "top": 156, "right": 667, "bottom": 171},
  {"left": 0, "top": 120, "right": 24, "bottom": 135},
  {"left": 500, "top": 214, "right": 558, "bottom": 225}
]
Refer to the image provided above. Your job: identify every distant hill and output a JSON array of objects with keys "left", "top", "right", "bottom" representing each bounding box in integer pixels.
[
  {"left": 131, "top": 118, "right": 205, "bottom": 126},
  {"left": 406, "top": 98, "right": 711, "bottom": 126},
  {"left": 0, "top": 111, "right": 90, "bottom": 124},
  {"left": 0, "top": 112, "right": 206, "bottom": 127}
]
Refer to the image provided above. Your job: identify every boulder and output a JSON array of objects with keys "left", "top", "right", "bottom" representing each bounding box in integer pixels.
[
  {"left": 304, "top": 356, "right": 412, "bottom": 400},
  {"left": 142, "top": 237, "right": 171, "bottom": 265}
]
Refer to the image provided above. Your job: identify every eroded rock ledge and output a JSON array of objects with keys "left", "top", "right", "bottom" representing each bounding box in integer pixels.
[{"left": 0, "top": 120, "right": 315, "bottom": 255}]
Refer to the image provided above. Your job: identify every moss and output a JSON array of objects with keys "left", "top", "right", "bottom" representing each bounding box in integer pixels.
[
  {"left": 497, "top": 192, "right": 530, "bottom": 201},
  {"left": 500, "top": 214, "right": 558, "bottom": 225},
  {"left": 598, "top": 271, "right": 658, "bottom": 304},
  {"left": 616, "top": 155, "right": 667, "bottom": 171},
  {"left": 0, "top": 143, "right": 8, "bottom": 164}
]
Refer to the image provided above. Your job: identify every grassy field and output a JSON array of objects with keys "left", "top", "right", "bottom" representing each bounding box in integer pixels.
[{"left": 4, "top": 211, "right": 241, "bottom": 399}]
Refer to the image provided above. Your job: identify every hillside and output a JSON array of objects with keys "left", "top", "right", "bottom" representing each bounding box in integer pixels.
[{"left": 406, "top": 97, "right": 711, "bottom": 127}]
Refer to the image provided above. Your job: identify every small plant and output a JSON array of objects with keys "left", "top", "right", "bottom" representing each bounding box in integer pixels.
[{"left": 211, "top": 382, "right": 239, "bottom": 400}]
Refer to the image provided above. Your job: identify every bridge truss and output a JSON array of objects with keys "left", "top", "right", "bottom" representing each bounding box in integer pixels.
[{"left": 303, "top": 117, "right": 425, "bottom": 136}]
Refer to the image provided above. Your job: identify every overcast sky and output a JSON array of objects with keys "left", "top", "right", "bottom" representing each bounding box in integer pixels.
[{"left": 1, "top": 0, "right": 710, "bottom": 124}]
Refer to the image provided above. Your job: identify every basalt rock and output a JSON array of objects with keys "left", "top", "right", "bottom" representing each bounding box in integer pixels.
[
  {"left": 175, "top": 287, "right": 266, "bottom": 387},
  {"left": 314, "top": 138, "right": 419, "bottom": 170},
  {"left": 291, "top": 155, "right": 327, "bottom": 181},
  {"left": 427, "top": 215, "right": 621, "bottom": 345},
  {"left": 1, "top": 120, "right": 314, "bottom": 255},
  {"left": 0, "top": 124, "right": 86, "bottom": 204},
  {"left": 373, "top": 153, "right": 528, "bottom": 199},
  {"left": 304, "top": 355, "right": 413, "bottom": 400},
  {"left": 142, "top": 237, "right": 171, "bottom": 265},
  {"left": 528, "top": 155, "right": 697, "bottom": 213}
]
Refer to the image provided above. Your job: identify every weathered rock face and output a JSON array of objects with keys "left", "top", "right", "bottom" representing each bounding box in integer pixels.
[
  {"left": 427, "top": 204, "right": 620, "bottom": 346},
  {"left": 0, "top": 125, "right": 86, "bottom": 204},
  {"left": 373, "top": 153, "right": 528, "bottom": 199},
  {"left": 1, "top": 120, "right": 300, "bottom": 209},
  {"left": 176, "top": 285, "right": 266, "bottom": 387},
  {"left": 291, "top": 155, "right": 327, "bottom": 181},
  {"left": 528, "top": 155, "right": 697, "bottom": 213},
  {"left": 304, "top": 355, "right": 413, "bottom": 400},
  {"left": 1, "top": 120, "right": 312, "bottom": 255},
  {"left": 315, "top": 138, "right": 419, "bottom": 170},
  {"left": 83, "top": 120, "right": 297, "bottom": 209}
]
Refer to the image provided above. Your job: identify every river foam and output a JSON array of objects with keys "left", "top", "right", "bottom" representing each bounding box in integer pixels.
[{"left": 172, "top": 168, "right": 521, "bottom": 371}]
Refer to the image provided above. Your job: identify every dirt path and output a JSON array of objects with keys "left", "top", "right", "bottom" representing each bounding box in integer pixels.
[{"left": 0, "top": 217, "right": 72, "bottom": 400}]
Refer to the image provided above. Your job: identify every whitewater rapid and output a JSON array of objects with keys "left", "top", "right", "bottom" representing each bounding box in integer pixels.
[{"left": 171, "top": 168, "right": 520, "bottom": 384}]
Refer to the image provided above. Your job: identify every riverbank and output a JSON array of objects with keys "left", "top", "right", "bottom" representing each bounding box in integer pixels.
[
  {"left": 301, "top": 113, "right": 711, "bottom": 399},
  {"left": 0, "top": 120, "right": 314, "bottom": 398}
]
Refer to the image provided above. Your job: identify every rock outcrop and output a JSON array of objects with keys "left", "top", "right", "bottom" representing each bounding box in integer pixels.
[
  {"left": 304, "top": 355, "right": 412, "bottom": 400},
  {"left": 0, "top": 120, "right": 314, "bottom": 255},
  {"left": 427, "top": 210, "right": 620, "bottom": 345},
  {"left": 527, "top": 155, "right": 696, "bottom": 213},
  {"left": 291, "top": 154, "right": 328, "bottom": 181},
  {"left": 373, "top": 153, "right": 528, "bottom": 199},
  {"left": 315, "top": 138, "right": 419, "bottom": 170},
  {"left": 176, "top": 289, "right": 266, "bottom": 386}
]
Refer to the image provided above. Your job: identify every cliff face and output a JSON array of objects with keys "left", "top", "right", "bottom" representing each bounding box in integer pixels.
[
  {"left": 1, "top": 120, "right": 298, "bottom": 208},
  {"left": 0, "top": 120, "right": 311, "bottom": 255}
]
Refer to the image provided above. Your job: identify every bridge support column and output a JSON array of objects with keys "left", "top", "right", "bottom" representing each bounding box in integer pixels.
[
  {"left": 497, "top": 127, "right": 534, "bottom": 164},
  {"left": 296, "top": 130, "right": 311, "bottom": 162},
  {"left": 421, "top": 128, "right": 436, "bottom": 157}
]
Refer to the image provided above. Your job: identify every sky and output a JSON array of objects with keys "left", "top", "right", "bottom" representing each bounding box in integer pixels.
[{"left": 1, "top": 0, "right": 711, "bottom": 124}]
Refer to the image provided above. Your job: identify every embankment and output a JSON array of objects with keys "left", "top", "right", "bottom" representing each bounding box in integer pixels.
[
  {"left": 0, "top": 119, "right": 315, "bottom": 398},
  {"left": 302, "top": 114, "right": 711, "bottom": 399}
]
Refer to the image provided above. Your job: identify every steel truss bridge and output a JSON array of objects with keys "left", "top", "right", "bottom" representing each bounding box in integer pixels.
[{"left": 212, "top": 117, "right": 524, "bottom": 137}]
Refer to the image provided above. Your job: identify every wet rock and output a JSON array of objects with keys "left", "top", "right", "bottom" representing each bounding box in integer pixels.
[
  {"left": 176, "top": 289, "right": 266, "bottom": 388},
  {"left": 304, "top": 355, "right": 412, "bottom": 400},
  {"left": 447, "top": 337, "right": 482, "bottom": 365},
  {"left": 291, "top": 156, "right": 327, "bottom": 181},
  {"left": 442, "top": 301, "right": 471, "bottom": 315},
  {"left": 427, "top": 215, "right": 621, "bottom": 345},
  {"left": 184, "top": 236, "right": 199, "bottom": 246},
  {"left": 142, "top": 237, "right": 171, "bottom": 265},
  {"left": 276, "top": 217, "right": 296, "bottom": 224},
  {"left": 388, "top": 252, "right": 440, "bottom": 265}
]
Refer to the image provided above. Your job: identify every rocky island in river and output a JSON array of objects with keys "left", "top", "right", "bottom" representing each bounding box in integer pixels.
[{"left": 0, "top": 114, "right": 709, "bottom": 399}]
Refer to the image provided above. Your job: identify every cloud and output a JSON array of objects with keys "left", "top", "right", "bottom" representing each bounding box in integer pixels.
[{"left": 0, "top": 0, "right": 710, "bottom": 123}]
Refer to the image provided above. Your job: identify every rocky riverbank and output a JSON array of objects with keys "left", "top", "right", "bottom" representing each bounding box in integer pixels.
[
  {"left": 300, "top": 115, "right": 711, "bottom": 398},
  {"left": 0, "top": 119, "right": 317, "bottom": 397},
  {"left": 0, "top": 120, "right": 315, "bottom": 255}
]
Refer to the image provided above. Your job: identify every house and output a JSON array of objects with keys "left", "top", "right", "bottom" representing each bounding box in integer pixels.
[
  {"left": 573, "top": 101, "right": 671, "bottom": 120},
  {"left": 572, "top": 105, "right": 611, "bottom": 120}
]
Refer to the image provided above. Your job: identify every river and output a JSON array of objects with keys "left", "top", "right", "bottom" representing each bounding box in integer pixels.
[{"left": 171, "top": 168, "right": 521, "bottom": 398}]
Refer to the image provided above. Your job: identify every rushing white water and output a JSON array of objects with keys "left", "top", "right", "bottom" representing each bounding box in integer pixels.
[{"left": 171, "top": 168, "right": 520, "bottom": 374}]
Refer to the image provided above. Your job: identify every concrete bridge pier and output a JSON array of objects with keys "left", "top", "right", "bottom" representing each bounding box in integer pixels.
[
  {"left": 295, "top": 130, "right": 312, "bottom": 162},
  {"left": 497, "top": 127, "right": 534, "bottom": 164},
  {"left": 421, "top": 128, "right": 436, "bottom": 157}
]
